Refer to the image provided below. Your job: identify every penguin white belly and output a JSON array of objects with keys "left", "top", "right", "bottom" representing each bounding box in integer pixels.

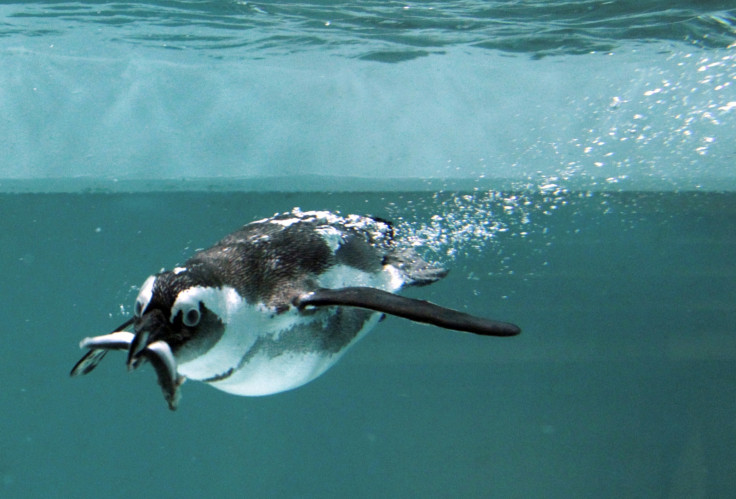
[
  {"left": 176, "top": 264, "right": 398, "bottom": 395},
  {"left": 207, "top": 312, "right": 383, "bottom": 396}
]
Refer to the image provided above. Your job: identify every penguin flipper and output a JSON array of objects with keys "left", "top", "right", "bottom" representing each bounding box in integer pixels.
[{"left": 295, "top": 287, "right": 521, "bottom": 337}]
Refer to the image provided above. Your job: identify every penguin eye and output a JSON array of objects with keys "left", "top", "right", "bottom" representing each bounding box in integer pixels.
[{"left": 182, "top": 305, "right": 201, "bottom": 327}]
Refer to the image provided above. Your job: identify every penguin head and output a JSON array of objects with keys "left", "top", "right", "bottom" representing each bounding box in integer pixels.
[{"left": 127, "top": 266, "right": 227, "bottom": 369}]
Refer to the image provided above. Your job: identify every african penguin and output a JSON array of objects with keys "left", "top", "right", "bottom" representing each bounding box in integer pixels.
[{"left": 71, "top": 208, "right": 520, "bottom": 410}]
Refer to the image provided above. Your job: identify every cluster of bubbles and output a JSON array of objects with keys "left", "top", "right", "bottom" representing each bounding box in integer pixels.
[
  {"left": 558, "top": 48, "right": 735, "bottom": 191},
  {"left": 386, "top": 182, "right": 572, "bottom": 262},
  {"left": 384, "top": 45, "right": 735, "bottom": 259}
]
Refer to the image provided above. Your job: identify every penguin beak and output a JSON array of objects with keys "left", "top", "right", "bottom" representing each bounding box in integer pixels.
[
  {"left": 127, "top": 309, "right": 169, "bottom": 370},
  {"left": 71, "top": 311, "right": 184, "bottom": 410},
  {"left": 126, "top": 309, "right": 183, "bottom": 410}
]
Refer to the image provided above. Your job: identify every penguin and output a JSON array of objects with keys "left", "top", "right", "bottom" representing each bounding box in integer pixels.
[{"left": 71, "top": 208, "right": 520, "bottom": 410}]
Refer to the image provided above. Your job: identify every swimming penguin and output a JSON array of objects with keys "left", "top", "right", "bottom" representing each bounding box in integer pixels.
[{"left": 71, "top": 208, "right": 520, "bottom": 410}]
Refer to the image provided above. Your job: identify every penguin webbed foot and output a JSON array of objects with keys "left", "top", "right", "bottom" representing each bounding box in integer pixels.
[{"left": 383, "top": 250, "right": 449, "bottom": 287}]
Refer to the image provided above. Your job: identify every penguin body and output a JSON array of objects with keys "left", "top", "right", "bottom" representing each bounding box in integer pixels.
[{"left": 72, "top": 209, "right": 520, "bottom": 410}]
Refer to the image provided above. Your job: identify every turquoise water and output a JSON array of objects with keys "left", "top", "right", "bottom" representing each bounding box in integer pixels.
[
  {"left": 1, "top": 1, "right": 736, "bottom": 497},
  {"left": 2, "top": 190, "right": 735, "bottom": 497}
]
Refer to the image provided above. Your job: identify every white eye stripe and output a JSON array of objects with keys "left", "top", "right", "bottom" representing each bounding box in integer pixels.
[
  {"left": 170, "top": 285, "right": 242, "bottom": 325},
  {"left": 135, "top": 275, "right": 156, "bottom": 317}
]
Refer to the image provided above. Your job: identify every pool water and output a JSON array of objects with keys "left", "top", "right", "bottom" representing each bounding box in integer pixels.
[{"left": 1, "top": 189, "right": 733, "bottom": 497}]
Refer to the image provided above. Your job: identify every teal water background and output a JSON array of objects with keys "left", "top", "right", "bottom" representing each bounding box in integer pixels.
[
  {"left": 1, "top": 1, "right": 736, "bottom": 497},
  {"left": 1, "top": 190, "right": 735, "bottom": 497}
]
